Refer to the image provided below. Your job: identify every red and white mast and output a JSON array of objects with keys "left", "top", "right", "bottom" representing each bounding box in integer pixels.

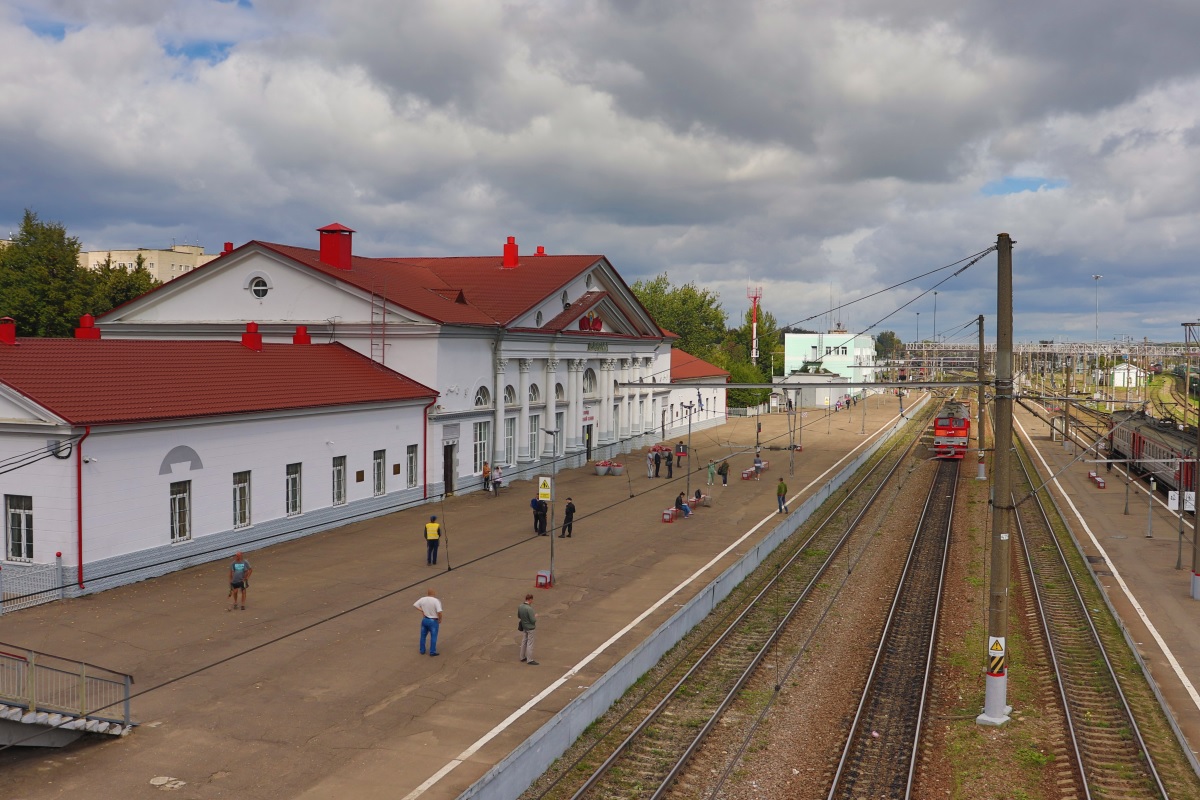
[{"left": 747, "top": 286, "right": 762, "bottom": 361}]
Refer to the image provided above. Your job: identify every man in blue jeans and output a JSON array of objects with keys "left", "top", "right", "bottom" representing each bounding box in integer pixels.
[{"left": 413, "top": 588, "right": 443, "bottom": 656}]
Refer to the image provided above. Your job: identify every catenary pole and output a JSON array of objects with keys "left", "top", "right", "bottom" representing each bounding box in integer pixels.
[
  {"left": 979, "top": 233, "right": 1014, "bottom": 726},
  {"left": 977, "top": 315, "right": 987, "bottom": 481}
]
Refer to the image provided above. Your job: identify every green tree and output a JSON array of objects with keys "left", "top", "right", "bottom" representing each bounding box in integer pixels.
[
  {"left": 727, "top": 307, "right": 782, "bottom": 376},
  {"left": 631, "top": 273, "right": 727, "bottom": 359},
  {"left": 87, "top": 253, "right": 159, "bottom": 313},
  {"left": 875, "top": 330, "right": 901, "bottom": 360},
  {"left": 725, "top": 361, "right": 770, "bottom": 408},
  {"left": 0, "top": 210, "right": 87, "bottom": 337}
]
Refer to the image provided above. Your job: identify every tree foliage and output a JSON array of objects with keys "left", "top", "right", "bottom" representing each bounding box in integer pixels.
[
  {"left": 725, "top": 361, "right": 770, "bottom": 407},
  {"left": 0, "top": 209, "right": 159, "bottom": 337},
  {"left": 631, "top": 273, "right": 727, "bottom": 360},
  {"left": 727, "top": 306, "right": 782, "bottom": 376},
  {"left": 875, "top": 330, "right": 901, "bottom": 360}
]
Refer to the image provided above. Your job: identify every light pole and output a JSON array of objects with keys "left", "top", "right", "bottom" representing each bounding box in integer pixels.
[
  {"left": 1093, "top": 275, "right": 1103, "bottom": 397},
  {"left": 542, "top": 428, "right": 559, "bottom": 579},
  {"left": 682, "top": 402, "right": 695, "bottom": 501},
  {"left": 1147, "top": 476, "right": 1156, "bottom": 538},
  {"left": 933, "top": 291, "right": 938, "bottom": 380}
]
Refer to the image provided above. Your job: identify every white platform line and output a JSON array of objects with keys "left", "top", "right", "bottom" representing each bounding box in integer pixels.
[
  {"left": 1014, "top": 414, "right": 1200, "bottom": 713},
  {"left": 401, "top": 407, "right": 909, "bottom": 799}
]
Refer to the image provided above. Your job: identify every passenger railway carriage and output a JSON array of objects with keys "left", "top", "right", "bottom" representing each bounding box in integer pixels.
[
  {"left": 933, "top": 401, "right": 971, "bottom": 459},
  {"left": 1109, "top": 409, "right": 1198, "bottom": 497}
]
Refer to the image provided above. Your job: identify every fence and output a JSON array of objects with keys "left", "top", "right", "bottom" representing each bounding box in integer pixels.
[
  {"left": 0, "top": 555, "right": 65, "bottom": 615},
  {"left": 0, "top": 642, "right": 133, "bottom": 726}
]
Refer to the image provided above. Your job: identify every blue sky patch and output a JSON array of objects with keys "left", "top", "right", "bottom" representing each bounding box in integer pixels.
[
  {"left": 981, "top": 176, "right": 1067, "bottom": 196},
  {"left": 165, "top": 40, "right": 234, "bottom": 64},
  {"left": 23, "top": 17, "right": 70, "bottom": 41}
]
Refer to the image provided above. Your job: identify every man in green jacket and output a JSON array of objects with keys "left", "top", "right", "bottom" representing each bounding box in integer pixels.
[
  {"left": 777, "top": 478, "right": 789, "bottom": 514},
  {"left": 518, "top": 594, "right": 538, "bottom": 665}
]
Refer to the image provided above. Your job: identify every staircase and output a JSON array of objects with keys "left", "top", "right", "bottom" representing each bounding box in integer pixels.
[{"left": 0, "top": 642, "right": 133, "bottom": 747}]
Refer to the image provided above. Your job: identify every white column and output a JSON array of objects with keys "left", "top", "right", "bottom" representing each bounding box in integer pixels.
[
  {"left": 493, "top": 358, "right": 508, "bottom": 465},
  {"left": 599, "top": 358, "right": 613, "bottom": 445},
  {"left": 544, "top": 358, "right": 559, "bottom": 458},
  {"left": 518, "top": 359, "right": 532, "bottom": 462},
  {"left": 569, "top": 359, "right": 584, "bottom": 451},
  {"left": 620, "top": 357, "right": 632, "bottom": 441}
]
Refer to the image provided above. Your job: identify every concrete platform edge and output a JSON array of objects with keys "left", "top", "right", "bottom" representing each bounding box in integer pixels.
[{"left": 457, "top": 394, "right": 929, "bottom": 800}]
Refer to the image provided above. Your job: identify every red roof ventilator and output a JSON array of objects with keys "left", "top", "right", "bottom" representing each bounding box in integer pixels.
[
  {"left": 502, "top": 236, "right": 519, "bottom": 268},
  {"left": 318, "top": 223, "right": 355, "bottom": 270},
  {"left": 0, "top": 317, "right": 15, "bottom": 345},
  {"left": 241, "top": 322, "right": 263, "bottom": 351},
  {"left": 74, "top": 314, "right": 101, "bottom": 339}
]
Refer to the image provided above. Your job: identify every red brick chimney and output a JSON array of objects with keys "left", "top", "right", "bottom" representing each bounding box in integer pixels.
[
  {"left": 0, "top": 317, "right": 14, "bottom": 345},
  {"left": 74, "top": 314, "right": 101, "bottom": 339},
  {"left": 318, "top": 223, "right": 355, "bottom": 270},
  {"left": 241, "top": 321, "right": 263, "bottom": 351},
  {"left": 502, "top": 236, "right": 518, "bottom": 269}
]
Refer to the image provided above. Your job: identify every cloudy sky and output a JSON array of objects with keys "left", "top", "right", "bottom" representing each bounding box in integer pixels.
[{"left": 3, "top": 0, "right": 1200, "bottom": 345}]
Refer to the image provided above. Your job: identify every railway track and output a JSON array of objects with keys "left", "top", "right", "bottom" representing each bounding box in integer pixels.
[
  {"left": 1012, "top": 439, "right": 1168, "bottom": 798},
  {"left": 527, "top": 407, "right": 937, "bottom": 800},
  {"left": 826, "top": 458, "right": 958, "bottom": 799}
]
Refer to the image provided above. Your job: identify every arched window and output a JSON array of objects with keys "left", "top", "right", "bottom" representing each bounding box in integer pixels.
[
  {"left": 583, "top": 368, "right": 597, "bottom": 395},
  {"left": 536, "top": 310, "right": 544, "bottom": 327},
  {"left": 504, "top": 385, "right": 517, "bottom": 406},
  {"left": 561, "top": 291, "right": 570, "bottom": 311},
  {"left": 529, "top": 383, "right": 541, "bottom": 403},
  {"left": 555, "top": 383, "right": 565, "bottom": 401},
  {"left": 474, "top": 387, "right": 491, "bottom": 407},
  {"left": 585, "top": 273, "right": 594, "bottom": 289}
]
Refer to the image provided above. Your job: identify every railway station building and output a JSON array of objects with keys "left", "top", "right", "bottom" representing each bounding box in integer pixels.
[{"left": 1, "top": 225, "right": 728, "bottom": 596}]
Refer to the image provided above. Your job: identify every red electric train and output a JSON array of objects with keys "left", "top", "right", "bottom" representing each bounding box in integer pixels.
[{"left": 933, "top": 401, "right": 971, "bottom": 459}]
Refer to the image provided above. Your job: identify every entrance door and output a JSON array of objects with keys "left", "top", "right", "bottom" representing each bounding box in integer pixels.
[
  {"left": 584, "top": 425, "right": 593, "bottom": 461},
  {"left": 442, "top": 444, "right": 456, "bottom": 496}
]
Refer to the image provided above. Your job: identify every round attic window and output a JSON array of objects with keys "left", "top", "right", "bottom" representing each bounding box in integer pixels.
[{"left": 250, "top": 277, "right": 269, "bottom": 298}]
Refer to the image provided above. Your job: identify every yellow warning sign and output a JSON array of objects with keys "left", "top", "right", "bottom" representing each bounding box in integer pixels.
[
  {"left": 990, "top": 640, "right": 1003, "bottom": 651},
  {"left": 538, "top": 476, "right": 553, "bottom": 501},
  {"left": 988, "top": 636, "right": 1005, "bottom": 657}
]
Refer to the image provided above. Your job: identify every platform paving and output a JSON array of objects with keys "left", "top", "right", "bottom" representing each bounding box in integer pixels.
[
  {"left": 1015, "top": 404, "right": 1200, "bottom": 766},
  {"left": 0, "top": 395, "right": 908, "bottom": 800}
]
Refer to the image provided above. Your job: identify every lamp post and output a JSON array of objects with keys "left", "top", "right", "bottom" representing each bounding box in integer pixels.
[
  {"left": 682, "top": 402, "right": 695, "bottom": 501},
  {"left": 933, "top": 291, "right": 938, "bottom": 380},
  {"left": 1147, "top": 476, "right": 1156, "bottom": 538},
  {"left": 542, "top": 428, "right": 559, "bottom": 580}
]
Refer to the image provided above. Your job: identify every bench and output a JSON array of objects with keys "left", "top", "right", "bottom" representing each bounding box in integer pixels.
[
  {"left": 662, "top": 508, "right": 678, "bottom": 523},
  {"left": 1096, "top": 478, "right": 1106, "bottom": 489},
  {"left": 760, "top": 459, "right": 770, "bottom": 471},
  {"left": 742, "top": 469, "right": 755, "bottom": 480},
  {"left": 700, "top": 494, "right": 711, "bottom": 507}
]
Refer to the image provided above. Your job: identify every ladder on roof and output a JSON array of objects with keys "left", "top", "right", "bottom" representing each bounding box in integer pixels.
[{"left": 369, "top": 284, "right": 386, "bottom": 366}]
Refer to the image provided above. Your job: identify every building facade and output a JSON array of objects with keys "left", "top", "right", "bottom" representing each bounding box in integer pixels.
[{"left": 78, "top": 244, "right": 219, "bottom": 282}]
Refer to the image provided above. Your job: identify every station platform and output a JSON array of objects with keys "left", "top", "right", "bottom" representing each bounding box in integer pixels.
[
  {"left": 0, "top": 395, "right": 913, "bottom": 800},
  {"left": 1014, "top": 404, "right": 1200, "bottom": 765}
]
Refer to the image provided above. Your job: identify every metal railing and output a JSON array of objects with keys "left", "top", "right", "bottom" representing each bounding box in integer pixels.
[
  {"left": 0, "top": 554, "right": 66, "bottom": 614},
  {"left": 0, "top": 642, "right": 133, "bottom": 726}
]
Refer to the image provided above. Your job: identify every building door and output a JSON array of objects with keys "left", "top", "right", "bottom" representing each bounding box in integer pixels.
[
  {"left": 584, "top": 424, "right": 593, "bottom": 461},
  {"left": 443, "top": 444, "right": 456, "bottom": 496}
]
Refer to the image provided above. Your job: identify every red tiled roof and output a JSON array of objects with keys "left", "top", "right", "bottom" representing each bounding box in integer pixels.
[
  {"left": 0, "top": 339, "right": 436, "bottom": 426},
  {"left": 261, "top": 243, "right": 607, "bottom": 327},
  {"left": 670, "top": 349, "right": 730, "bottom": 382}
]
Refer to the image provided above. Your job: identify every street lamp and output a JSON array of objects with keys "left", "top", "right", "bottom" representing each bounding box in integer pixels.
[
  {"left": 933, "top": 291, "right": 938, "bottom": 380},
  {"left": 1147, "top": 476, "right": 1156, "bottom": 538},
  {"left": 682, "top": 402, "right": 695, "bottom": 502},
  {"left": 1093, "top": 275, "right": 1103, "bottom": 396},
  {"left": 542, "top": 428, "right": 559, "bottom": 581}
]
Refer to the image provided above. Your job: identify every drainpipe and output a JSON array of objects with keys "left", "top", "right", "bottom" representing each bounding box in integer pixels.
[
  {"left": 76, "top": 425, "right": 91, "bottom": 589},
  {"left": 422, "top": 398, "right": 437, "bottom": 499}
]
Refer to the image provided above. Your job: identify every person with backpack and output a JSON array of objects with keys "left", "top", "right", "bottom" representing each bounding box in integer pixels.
[{"left": 717, "top": 460, "right": 729, "bottom": 486}]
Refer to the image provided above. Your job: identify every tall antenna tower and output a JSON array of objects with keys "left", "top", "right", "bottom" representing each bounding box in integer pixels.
[{"left": 747, "top": 285, "right": 762, "bottom": 361}]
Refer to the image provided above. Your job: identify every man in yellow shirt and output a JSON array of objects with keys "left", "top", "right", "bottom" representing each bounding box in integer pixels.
[{"left": 424, "top": 515, "right": 442, "bottom": 565}]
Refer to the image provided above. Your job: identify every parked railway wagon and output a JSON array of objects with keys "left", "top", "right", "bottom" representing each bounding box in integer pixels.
[
  {"left": 933, "top": 401, "right": 971, "bottom": 459},
  {"left": 1170, "top": 364, "right": 1200, "bottom": 396},
  {"left": 1109, "top": 409, "right": 1198, "bottom": 496}
]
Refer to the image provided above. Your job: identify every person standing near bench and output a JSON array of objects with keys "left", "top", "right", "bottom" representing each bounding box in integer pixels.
[
  {"left": 517, "top": 594, "right": 538, "bottom": 665},
  {"left": 753, "top": 454, "right": 763, "bottom": 481},
  {"left": 707, "top": 459, "right": 716, "bottom": 486}
]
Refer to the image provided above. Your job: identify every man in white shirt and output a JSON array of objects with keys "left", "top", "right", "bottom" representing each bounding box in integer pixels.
[{"left": 413, "top": 588, "right": 443, "bottom": 656}]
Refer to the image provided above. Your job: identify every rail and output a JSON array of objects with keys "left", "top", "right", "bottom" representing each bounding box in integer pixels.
[{"left": 0, "top": 642, "right": 133, "bottom": 727}]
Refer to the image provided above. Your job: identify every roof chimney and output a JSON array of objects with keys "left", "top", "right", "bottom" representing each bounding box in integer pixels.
[
  {"left": 318, "top": 223, "right": 355, "bottom": 270},
  {"left": 0, "top": 317, "right": 15, "bottom": 345},
  {"left": 241, "top": 321, "right": 263, "bottom": 352},
  {"left": 534, "top": 245, "right": 546, "bottom": 257},
  {"left": 292, "top": 325, "right": 311, "bottom": 345},
  {"left": 74, "top": 314, "right": 101, "bottom": 339},
  {"left": 502, "top": 236, "right": 518, "bottom": 269},
  {"left": 223, "top": 242, "right": 234, "bottom": 254}
]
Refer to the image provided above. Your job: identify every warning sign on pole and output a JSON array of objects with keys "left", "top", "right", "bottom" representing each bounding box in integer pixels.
[{"left": 538, "top": 476, "right": 553, "bottom": 501}]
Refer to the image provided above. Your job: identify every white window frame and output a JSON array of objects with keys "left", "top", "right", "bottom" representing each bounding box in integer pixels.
[
  {"left": 6, "top": 495, "right": 33, "bottom": 562},
  {"left": 555, "top": 412, "right": 565, "bottom": 455},
  {"left": 232, "top": 471, "right": 251, "bottom": 529},
  {"left": 332, "top": 456, "right": 347, "bottom": 506},
  {"left": 170, "top": 481, "right": 191, "bottom": 543},
  {"left": 504, "top": 417, "right": 516, "bottom": 467},
  {"left": 472, "top": 421, "right": 490, "bottom": 473},
  {"left": 528, "top": 414, "right": 540, "bottom": 459},
  {"left": 285, "top": 463, "right": 302, "bottom": 517},
  {"left": 373, "top": 449, "right": 386, "bottom": 496},
  {"left": 406, "top": 445, "right": 418, "bottom": 489}
]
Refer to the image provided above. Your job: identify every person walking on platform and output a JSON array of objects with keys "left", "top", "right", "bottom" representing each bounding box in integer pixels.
[
  {"left": 228, "top": 552, "right": 252, "bottom": 611},
  {"left": 666, "top": 452, "right": 674, "bottom": 479},
  {"left": 653, "top": 449, "right": 662, "bottom": 477},
  {"left": 776, "top": 478, "right": 789, "bottom": 514},
  {"left": 559, "top": 497, "right": 576, "bottom": 538},
  {"left": 482, "top": 461, "right": 491, "bottom": 492},
  {"left": 707, "top": 459, "right": 716, "bottom": 486},
  {"left": 414, "top": 588, "right": 442, "bottom": 656},
  {"left": 491, "top": 464, "right": 502, "bottom": 495},
  {"left": 424, "top": 515, "right": 442, "bottom": 565},
  {"left": 753, "top": 454, "right": 763, "bottom": 480},
  {"left": 717, "top": 460, "right": 729, "bottom": 486},
  {"left": 646, "top": 450, "right": 654, "bottom": 478},
  {"left": 517, "top": 594, "right": 538, "bottom": 665}
]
